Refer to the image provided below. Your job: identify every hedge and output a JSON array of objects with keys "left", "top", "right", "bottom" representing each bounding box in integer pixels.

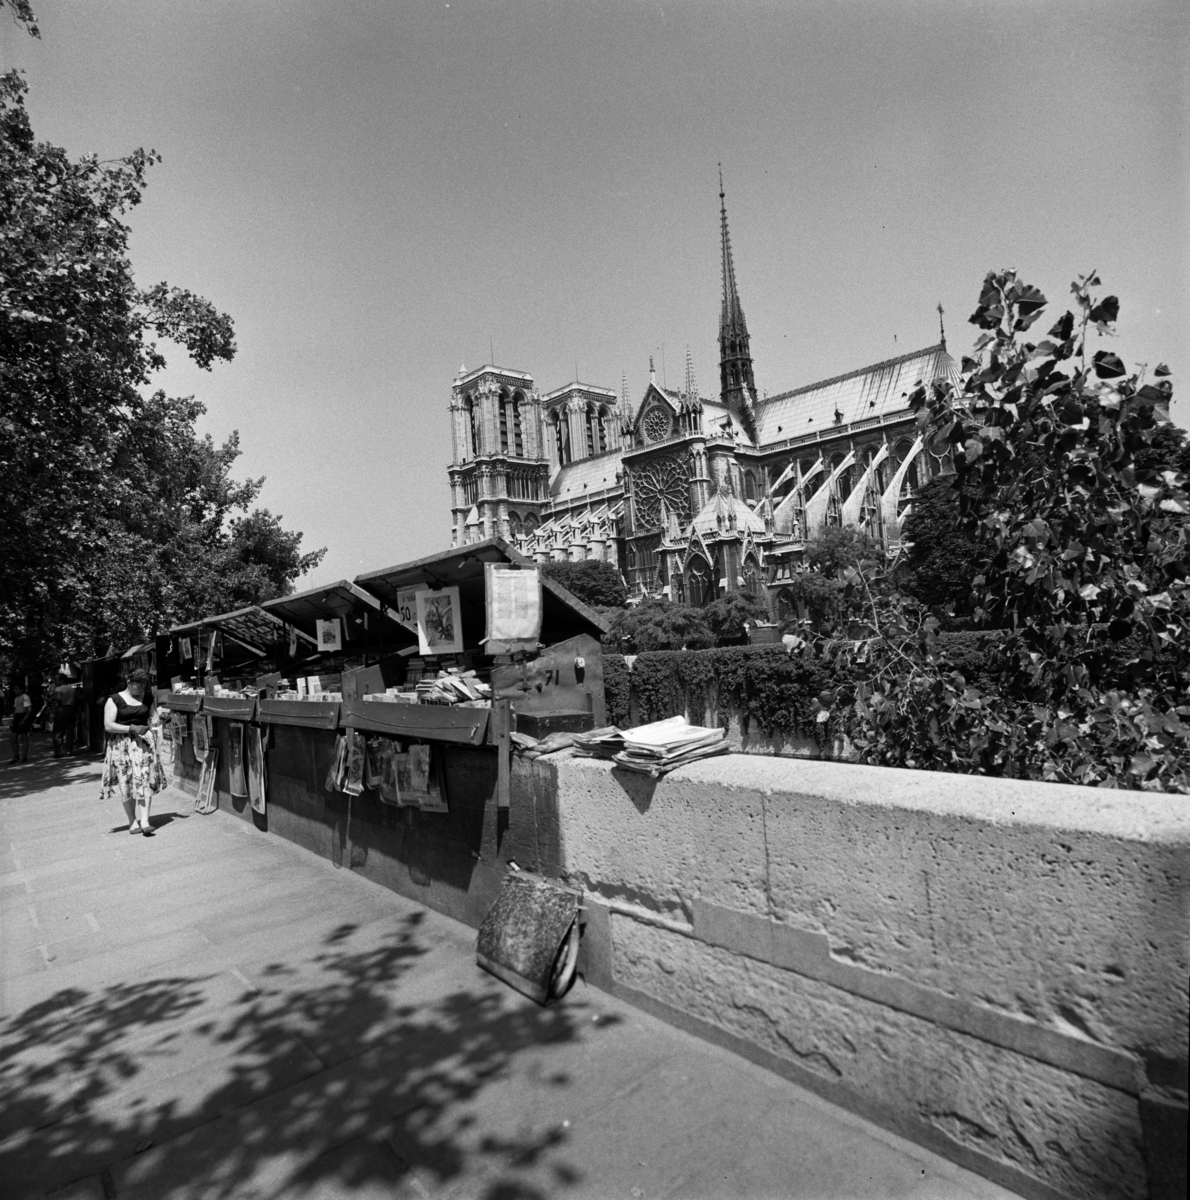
[
  {"left": 602, "top": 645, "right": 833, "bottom": 739},
  {"left": 602, "top": 631, "right": 1015, "bottom": 737}
]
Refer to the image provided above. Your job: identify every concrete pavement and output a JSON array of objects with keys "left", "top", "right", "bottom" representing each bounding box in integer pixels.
[{"left": 0, "top": 738, "right": 1023, "bottom": 1200}]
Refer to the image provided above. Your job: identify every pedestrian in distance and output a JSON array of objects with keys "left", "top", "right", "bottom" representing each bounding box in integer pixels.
[
  {"left": 9, "top": 685, "right": 33, "bottom": 763},
  {"left": 51, "top": 673, "right": 80, "bottom": 758},
  {"left": 101, "top": 668, "right": 165, "bottom": 836}
]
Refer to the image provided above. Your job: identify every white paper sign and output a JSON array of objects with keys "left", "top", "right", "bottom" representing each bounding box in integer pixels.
[
  {"left": 394, "top": 587, "right": 422, "bottom": 633},
  {"left": 485, "top": 564, "right": 542, "bottom": 643}
]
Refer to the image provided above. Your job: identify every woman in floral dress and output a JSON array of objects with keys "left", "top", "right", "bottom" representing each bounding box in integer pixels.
[{"left": 102, "top": 668, "right": 164, "bottom": 836}]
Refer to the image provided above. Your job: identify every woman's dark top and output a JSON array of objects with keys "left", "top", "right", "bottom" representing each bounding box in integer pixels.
[{"left": 111, "top": 692, "right": 151, "bottom": 726}]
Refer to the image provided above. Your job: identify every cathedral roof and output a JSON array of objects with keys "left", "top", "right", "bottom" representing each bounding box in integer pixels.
[
  {"left": 549, "top": 450, "right": 623, "bottom": 502},
  {"left": 689, "top": 489, "right": 767, "bottom": 537},
  {"left": 754, "top": 343, "right": 958, "bottom": 444}
]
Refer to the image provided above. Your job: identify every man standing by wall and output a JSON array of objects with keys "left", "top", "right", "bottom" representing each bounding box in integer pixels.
[
  {"left": 51, "top": 674, "right": 79, "bottom": 758},
  {"left": 9, "top": 685, "right": 33, "bottom": 764}
]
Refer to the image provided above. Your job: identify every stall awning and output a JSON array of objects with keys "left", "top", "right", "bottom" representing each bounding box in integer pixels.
[
  {"left": 354, "top": 537, "right": 608, "bottom": 649},
  {"left": 120, "top": 642, "right": 153, "bottom": 660},
  {"left": 168, "top": 605, "right": 314, "bottom": 656},
  {"left": 262, "top": 579, "right": 411, "bottom": 644}
]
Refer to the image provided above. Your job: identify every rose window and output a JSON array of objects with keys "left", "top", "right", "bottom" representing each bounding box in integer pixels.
[
  {"left": 642, "top": 406, "right": 673, "bottom": 443},
  {"left": 632, "top": 455, "right": 690, "bottom": 530}
]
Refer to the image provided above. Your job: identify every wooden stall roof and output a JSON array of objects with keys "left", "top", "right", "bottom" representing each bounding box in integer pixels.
[
  {"left": 261, "top": 579, "right": 410, "bottom": 643},
  {"left": 167, "top": 604, "right": 313, "bottom": 656},
  {"left": 354, "top": 537, "right": 609, "bottom": 645}
]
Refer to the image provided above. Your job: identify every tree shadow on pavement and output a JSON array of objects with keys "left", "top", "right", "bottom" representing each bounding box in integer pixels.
[
  {"left": 0, "top": 911, "right": 598, "bottom": 1200},
  {"left": 0, "top": 735, "right": 101, "bottom": 802}
]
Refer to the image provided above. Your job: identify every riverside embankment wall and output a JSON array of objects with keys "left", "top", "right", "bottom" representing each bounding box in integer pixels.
[
  {"left": 543, "top": 754, "right": 1188, "bottom": 1200},
  {"left": 172, "top": 723, "right": 1188, "bottom": 1200}
]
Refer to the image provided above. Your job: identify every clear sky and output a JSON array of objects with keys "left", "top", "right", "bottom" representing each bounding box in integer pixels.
[{"left": 4, "top": 1, "right": 1187, "bottom": 589}]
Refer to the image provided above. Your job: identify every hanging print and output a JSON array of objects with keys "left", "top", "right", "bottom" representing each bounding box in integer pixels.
[
  {"left": 195, "top": 748, "right": 219, "bottom": 815},
  {"left": 246, "top": 726, "right": 266, "bottom": 815},
  {"left": 415, "top": 586, "right": 464, "bottom": 657},
  {"left": 193, "top": 713, "right": 210, "bottom": 761},
  {"left": 316, "top": 618, "right": 342, "bottom": 652},
  {"left": 228, "top": 721, "right": 248, "bottom": 798}
]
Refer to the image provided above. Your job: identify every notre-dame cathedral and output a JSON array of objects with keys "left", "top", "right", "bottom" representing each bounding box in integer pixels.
[{"left": 447, "top": 178, "right": 958, "bottom": 618}]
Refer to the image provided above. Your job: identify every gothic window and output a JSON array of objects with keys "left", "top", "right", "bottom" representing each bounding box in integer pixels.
[
  {"left": 671, "top": 571, "right": 685, "bottom": 605},
  {"left": 631, "top": 455, "right": 690, "bottom": 530},
  {"left": 525, "top": 513, "right": 539, "bottom": 536},
  {"left": 927, "top": 433, "right": 950, "bottom": 478},
  {"left": 553, "top": 411, "right": 571, "bottom": 465},
  {"left": 465, "top": 395, "right": 479, "bottom": 458},
  {"left": 742, "top": 558, "right": 761, "bottom": 596},
  {"left": 461, "top": 476, "right": 477, "bottom": 507},
  {"left": 642, "top": 405, "right": 672, "bottom": 443},
  {"left": 499, "top": 391, "right": 510, "bottom": 453},
  {"left": 743, "top": 471, "right": 756, "bottom": 502},
  {"left": 513, "top": 391, "right": 525, "bottom": 456},
  {"left": 686, "top": 556, "right": 712, "bottom": 608},
  {"left": 775, "top": 587, "right": 796, "bottom": 620},
  {"left": 508, "top": 513, "right": 522, "bottom": 540},
  {"left": 585, "top": 404, "right": 598, "bottom": 457}
]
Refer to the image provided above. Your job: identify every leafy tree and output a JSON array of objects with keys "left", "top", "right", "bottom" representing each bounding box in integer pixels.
[
  {"left": 897, "top": 475, "right": 977, "bottom": 625},
  {"left": 604, "top": 598, "right": 714, "bottom": 653},
  {"left": 823, "top": 270, "right": 1188, "bottom": 791},
  {"left": 805, "top": 525, "right": 879, "bottom": 576},
  {"left": 541, "top": 560, "right": 627, "bottom": 609},
  {"left": 702, "top": 591, "right": 770, "bottom": 645},
  {"left": 0, "top": 68, "right": 320, "bottom": 674},
  {"left": 776, "top": 525, "right": 880, "bottom": 633}
]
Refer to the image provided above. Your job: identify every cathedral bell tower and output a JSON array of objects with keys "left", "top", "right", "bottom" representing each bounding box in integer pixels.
[{"left": 717, "top": 170, "right": 757, "bottom": 439}]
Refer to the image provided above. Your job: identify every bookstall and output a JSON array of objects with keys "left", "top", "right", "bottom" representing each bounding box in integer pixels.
[
  {"left": 168, "top": 538, "right": 610, "bottom": 929},
  {"left": 161, "top": 605, "right": 315, "bottom": 816}
]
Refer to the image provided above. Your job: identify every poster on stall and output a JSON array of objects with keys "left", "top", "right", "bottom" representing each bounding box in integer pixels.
[
  {"left": 415, "top": 587, "right": 464, "bottom": 657},
  {"left": 484, "top": 564, "right": 542, "bottom": 644},
  {"left": 288, "top": 626, "right": 298, "bottom": 657},
  {"left": 193, "top": 713, "right": 210, "bottom": 761},
  {"left": 344, "top": 730, "right": 366, "bottom": 796},
  {"left": 399, "top": 744, "right": 448, "bottom": 812},
  {"left": 195, "top": 748, "right": 219, "bottom": 815},
  {"left": 179, "top": 637, "right": 192, "bottom": 661},
  {"left": 246, "top": 726, "right": 266, "bottom": 815},
  {"left": 316, "top": 618, "right": 342, "bottom": 652},
  {"left": 377, "top": 740, "right": 400, "bottom": 806},
  {"left": 228, "top": 721, "right": 248, "bottom": 798},
  {"left": 394, "top": 587, "right": 421, "bottom": 633}
]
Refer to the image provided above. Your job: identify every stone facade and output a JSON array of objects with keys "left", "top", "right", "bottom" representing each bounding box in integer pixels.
[{"left": 447, "top": 180, "right": 958, "bottom": 617}]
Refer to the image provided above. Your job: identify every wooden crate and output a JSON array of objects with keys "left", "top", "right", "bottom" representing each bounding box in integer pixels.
[
  {"left": 341, "top": 698, "right": 490, "bottom": 746},
  {"left": 257, "top": 697, "right": 341, "bottom": 730}
]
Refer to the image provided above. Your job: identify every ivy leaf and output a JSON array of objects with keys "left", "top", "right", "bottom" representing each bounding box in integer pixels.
[
  {"left": 1048, "top": 311, "right": 1075, "bottom": 340},
  {"left": 1092, "top": 351, "right": 1126, "bottom": 378},
  {"left": 1088, "top": 295, "right": 1119, "bottom": 325},
  {"left": 1153, "top": 363, "right": 1171, "bottom": 377}
]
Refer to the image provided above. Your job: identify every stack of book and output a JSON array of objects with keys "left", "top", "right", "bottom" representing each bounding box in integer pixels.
[
  {"left": 415, "top": 670, "right": 492, "bottom": 706},
  {"left": 612, "top": 716, "right": 729, "bottom": 777}
]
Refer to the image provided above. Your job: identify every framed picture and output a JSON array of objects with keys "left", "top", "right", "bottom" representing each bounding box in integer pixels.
[
  {"left": 415, "top": 586, "right": 464, "bottom": 657},
  {"left": 195, "top": 747, "right": 219, "bottom": 815},
  {"left": 316, "top": 618, "right": 342, "bottom": 652}
]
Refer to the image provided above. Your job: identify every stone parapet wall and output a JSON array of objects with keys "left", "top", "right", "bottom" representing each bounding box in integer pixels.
[{"left": 542, "top": 753, "right": 1189, "bottom": 1200}]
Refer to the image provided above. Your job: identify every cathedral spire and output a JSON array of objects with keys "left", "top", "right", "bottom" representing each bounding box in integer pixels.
[{"left": 717, "top": 167, "right": 757, "bottom": 436}]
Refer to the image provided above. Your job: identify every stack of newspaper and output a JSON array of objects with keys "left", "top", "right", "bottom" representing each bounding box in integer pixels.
[
  {"left": 570, "top": 726, "right": 625, "bottom": 759},
  {"left": 610, "top": 716, "right": 730, "bottom": 777}
]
